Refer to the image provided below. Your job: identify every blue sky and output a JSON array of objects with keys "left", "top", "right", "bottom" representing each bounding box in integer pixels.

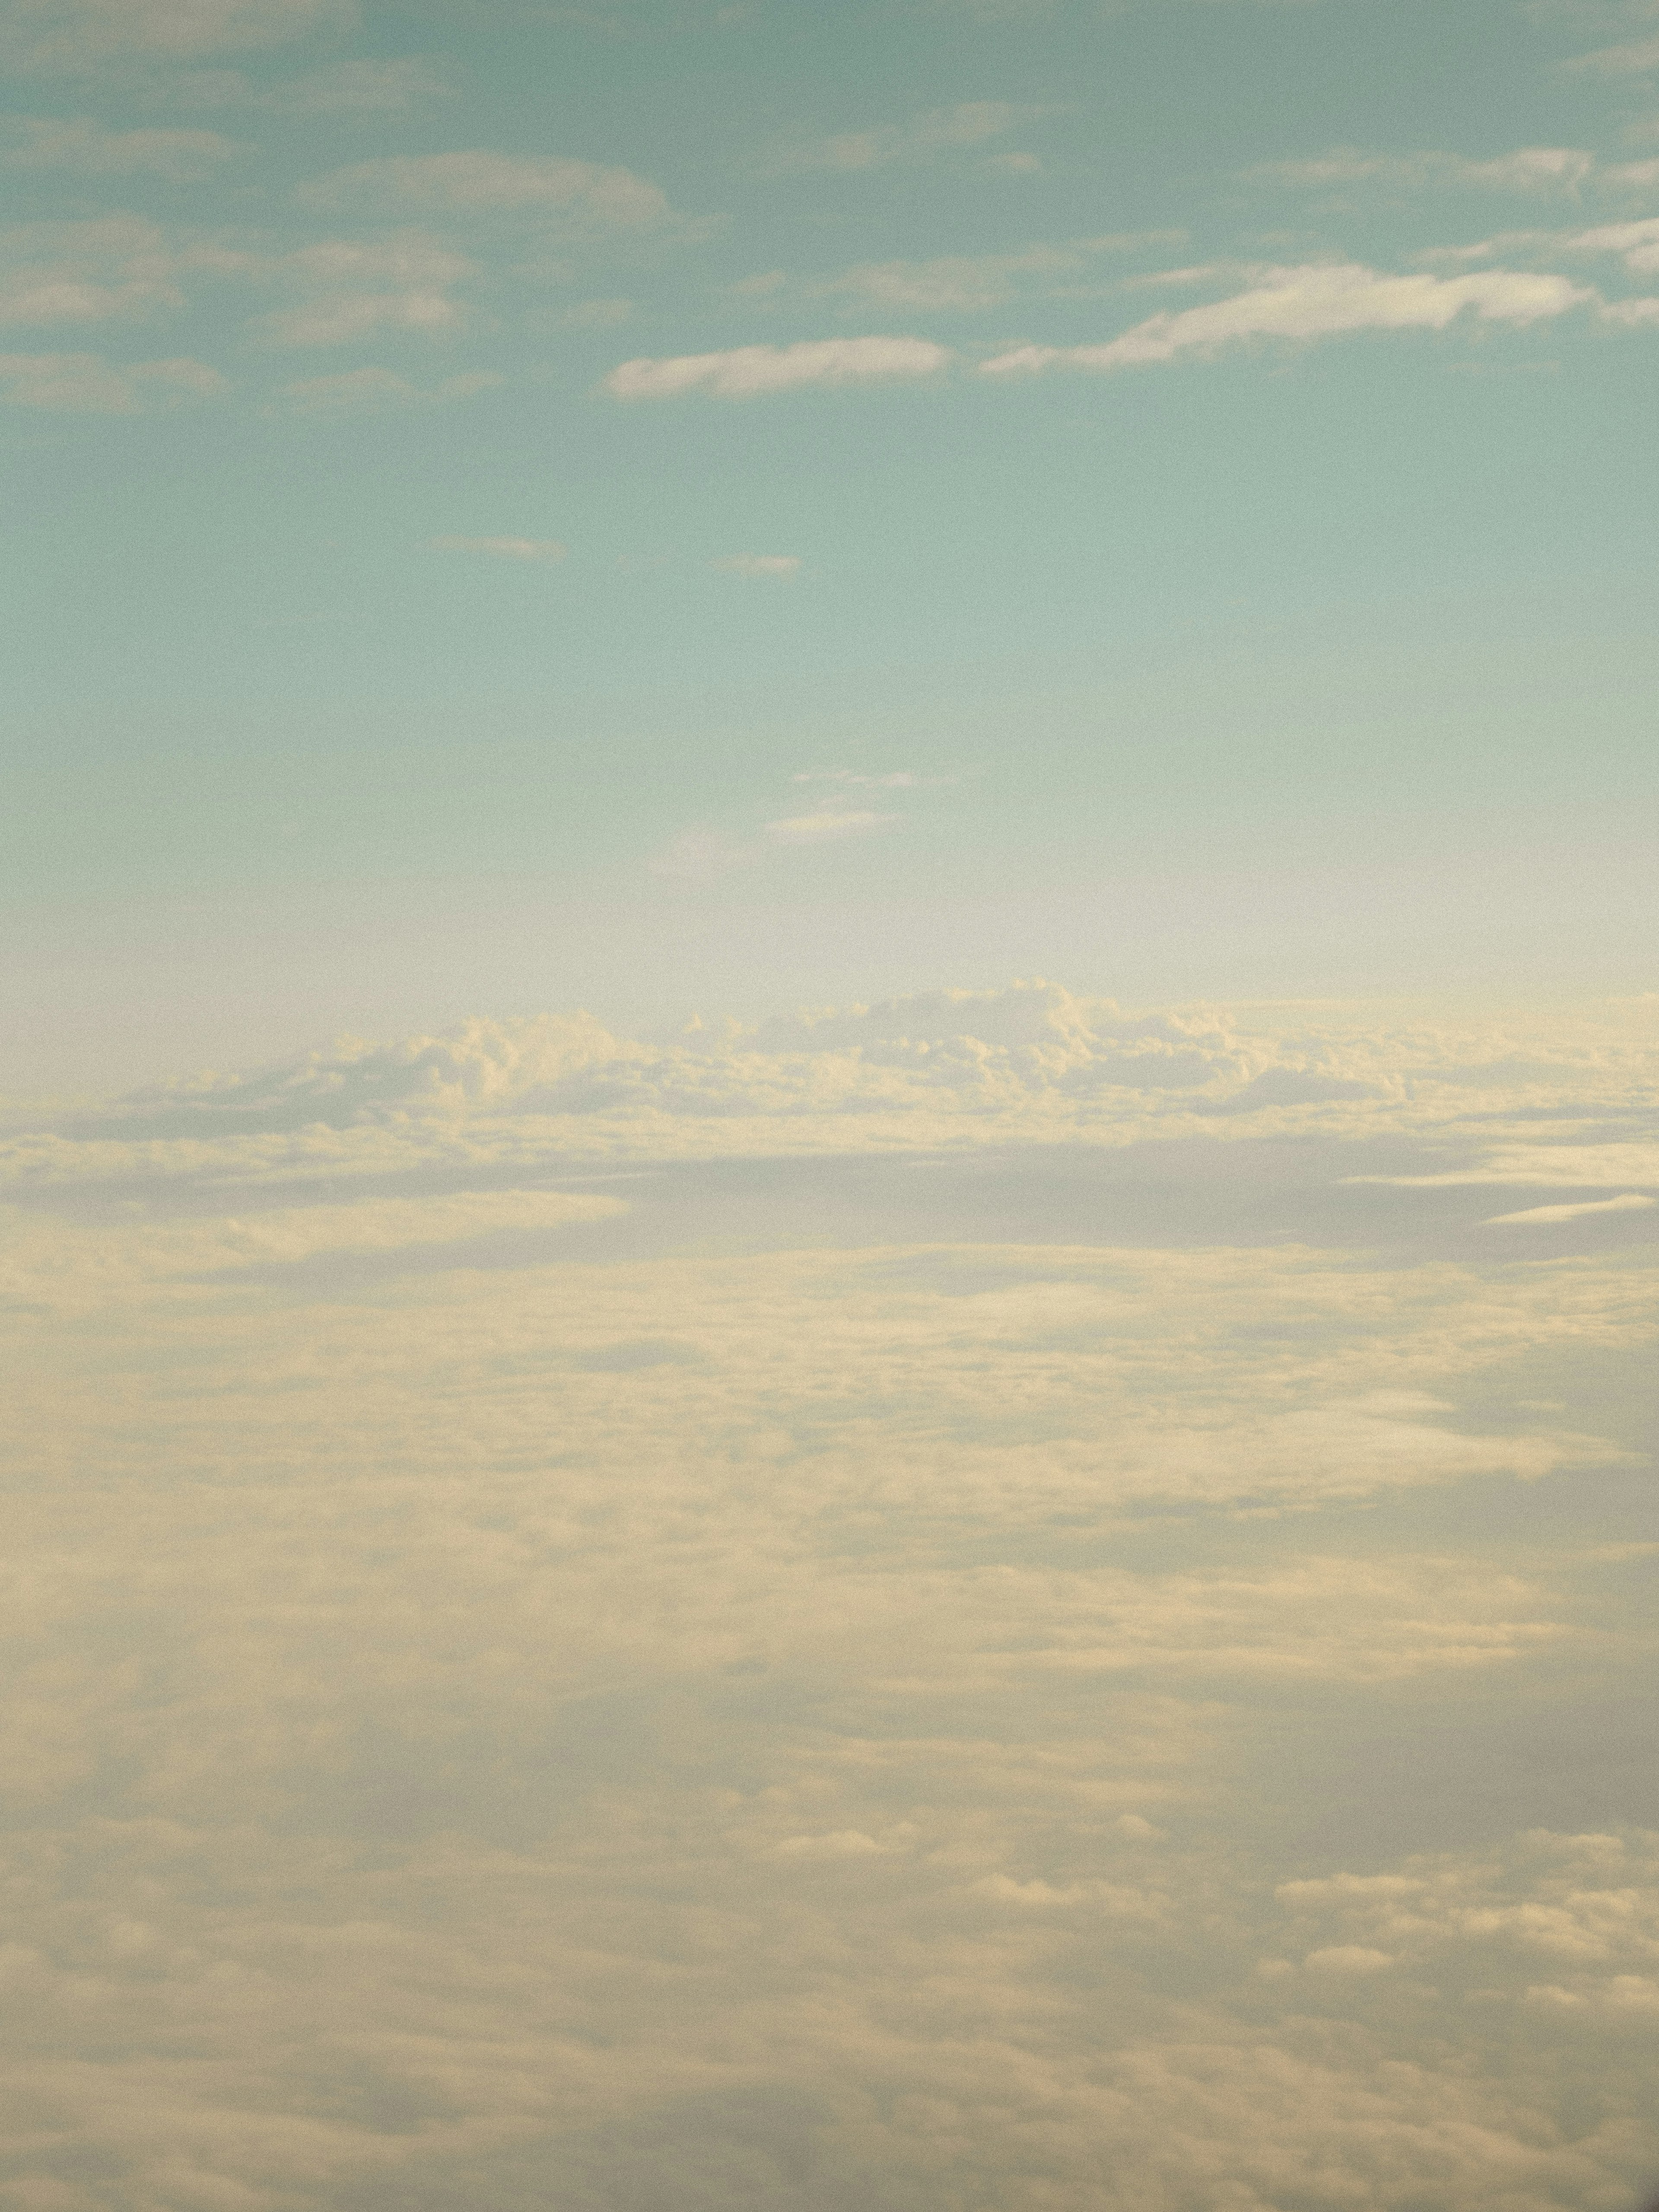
[{"left": 4, "top": 0, "right": 1658, "bottom": 1080}]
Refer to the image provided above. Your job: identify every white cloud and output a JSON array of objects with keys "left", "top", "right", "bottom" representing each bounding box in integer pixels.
[
  {"left": 252, "top": 234, "right": 473, "bottom": 346},
  {"left": 980, "top": 262, "right": 1592, "bottom": 376},
  {"left": 1564, "top": 29, "right": 1659, "bottom": 69},
  {"left": 772, "top": 100, "right": 1033, "bottom": 173},
  {"left": 0, "top": 346, "right": 222, "bottom": 407},
  {"left": 0, "top": 214, "right": 185, "bottom": 327},
  {"left": 606, "top": 335, "right": 951, "bottom": 399},
  {"left": 1484, "top": 1192, "right": 1656, "bottom": 1224},
  {"left": 299, "top": 149, "right": 674, "bottom": 227},
  {"left": 278, "top": 365, "right": 498, "bottom": 410},
  {"left": 429, "top": 534, "right": 567, "bottom": 561},
  {"left": 270, "top": 55, "right": 452, "bottom": 110},
  {"left": 0, "top": 115, "right": 240, "bottom": 178},
  {"left": 1566, "top": 212, "right": 1659, "bottom": 270},
  {"left": 1252, "top": 145, "right": 1597, "bottom": 194},
  {"left": 713, "top": 553, "right": 801, "bottom": 577},
  {"left": 812, "top": 234, "right": 1184, "bottom": 314},
  {"left": 1, "top": 0, "right": 351, "bottom": 70}
]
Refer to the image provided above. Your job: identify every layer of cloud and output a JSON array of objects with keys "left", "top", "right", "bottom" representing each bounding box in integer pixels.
[
  {"left": 0, "top": 346, "right": 223, "bottom": 407},
  {"left": 808, "top": 233, "right": 1185, "bottom": 314},
  {"left": 0, "top": 114, "right": 241, "bottom": 178},
  {"left": 0, "top": 989, "right": 1653, "bottom": 2207},
  {"left": 276, "top": 365, "right": 500, "bottom": 410},
  {"left": 981, "top": 262, "right": 1592, "bottom": 375},
  {"left": 713, "top": 552, "right": 801, "bottom": 576},
  {"left": 1252, "top": 145, "right": 1598, "bottom": 194},
  {"left": 606, "top": 334, "right": 951, "bottom": 398},
  {"left": 299, "top": 149, "right": 675, "bottom": 228},
  {"left": 770, "top": 100, "right": 1035, "bottom": 172},
  {"left": 1, "top": 0, "right": 351, "bottom": 71},
  {"left": 429, "top": 534, "right": 567, "bottom": 561}
]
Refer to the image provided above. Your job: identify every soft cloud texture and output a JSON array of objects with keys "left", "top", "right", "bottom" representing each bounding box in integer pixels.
[
  {"left": 0, "top": 345, "right": 223, "bottom": 406},
  {"left": 0, "top": 114, "right": 241, "bottom": 178},
  {"left": 0, "top": 988, "right": 1654, "bottom": 2209},
  {"left": 606, "top": 335, "right": 952, "bottom": 397},
  {"left": 0, "top": 0, "right": 351, "bottom": 69},
  {"left": 299, "top": 150, "right": 676, "bottom": 227},
  {"left": 981, "top": 262, "right": 1592, "bottom": 374},
  {"left": 773, "top": 100, "right": 1034, "bottom": 172}
]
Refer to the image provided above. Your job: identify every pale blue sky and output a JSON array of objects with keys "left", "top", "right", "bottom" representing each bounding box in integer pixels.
[{"left": 3, "top": 0, "right": 1657, "bottom": 1073}]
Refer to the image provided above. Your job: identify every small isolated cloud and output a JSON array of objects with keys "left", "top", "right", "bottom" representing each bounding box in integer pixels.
[
  {"left": 0, "top": 347, "right": 223, "bottom": 409},
  {"left": 793, "top": 768, "right": 929, "bottom": 788},
  {"left": 713, "top": 553, "right": 800, "bottom": 577},
  {"left": 298, "top": 151, "right": 674, "bottom": 228},
  {"left": 980, "top": 263, "right": 1592, "bottom": 377},
  {"left": 763, "top": 808, "right": 895, "bottom": 844},
  {"left": 606, "top": 335, "right": 950, "bottom": 399},
  {"left": 1251, "top": 146, "right": 1597, "bottom": 196},
  {"left": 279, "top": 365, "right": 499, "bottom": 412},
  {"left": 2, "top": 0, "right": 351, "bottom": 71},
  {"left": 1484, "top": 1193, "right": 1656, "bottom": 1225},
  {"left": 0, "top": 116, "right": 240, "bottom": 179},
  {"left": 774, "top": 100, "right": 1033, "bottom": 173},
  {"left": 429, "top": 535, "right": 566, "bottom": 561}
]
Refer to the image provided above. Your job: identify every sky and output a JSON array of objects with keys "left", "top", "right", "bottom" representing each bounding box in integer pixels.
[
  {"left": 3, "top": 0, "right": 1658, "bottom": 1080},
  {"left": 3, "top": 2, "right": 1659, "bottom": 2208}
]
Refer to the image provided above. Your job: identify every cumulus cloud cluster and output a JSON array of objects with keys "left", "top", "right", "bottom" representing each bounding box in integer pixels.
[{"left": 1, "top": 988, "right": 1655, "bottom": 2207}]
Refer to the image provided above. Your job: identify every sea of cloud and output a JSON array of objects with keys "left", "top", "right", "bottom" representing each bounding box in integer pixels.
[{"left": 1, "top": 984, "right": 1656, "bottom": 2210}]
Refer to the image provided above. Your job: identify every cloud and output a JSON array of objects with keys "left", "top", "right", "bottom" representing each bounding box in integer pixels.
[
  {"left": 606, "top": 335, "right": 951, "bottom": 398},
  {"left": 0, "top": 214, "right": 186, "bottom": 327},
  {"left": 278, "top": 365, "right": 499, "bottom": 410},
  {"left": 0, "top": 115, "right": 240, "bottom": 178},
  {"left": 0, "top": 347, "right": 223, "bottom": 408},
  {"left": 251, "top": 234, "right": 474, "bottom": 346},
  {"left": 1565, "top": 212, "right": 1659, "bottom": 270},
  {"left": 299, "top": 149, "right": 675, "bottom": 228},
  {"left": 1251, "top": 145, "right": 1597, "bottom": 194},
  {"left": 980, "top": 262, "right": 1593, "bottom": 375},
  {"left": 1484, "top": 1192, "right": 1656, "bottom": 1224},
  {"left": 270, "top": 54, "right": 452, "bottom": 110},
  {"left": 713, "top": 553, "right": 801, "bottom": 577},
  {"left": 429, "top": 535, "right": 567, "bottom": 561},
  {"left": 811, "top": 234, "right": 1185, "bottom": 314},
  {"left": 1, "top": 0, "right": 351, "bottom": 70},
  {"left": 771, "top": 100, "right": 1034, "bottom": 173},
  {"left": 1563, "top": 29, "right": 1659, "bottom": 69}
]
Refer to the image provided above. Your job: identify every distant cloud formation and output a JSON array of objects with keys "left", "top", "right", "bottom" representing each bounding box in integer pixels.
[
  {"left": 2, "top": 989, "right": 1655, "bottom": 2208},
  {"left": 0, "top": 346, "right": 224, "bottom": 407},
  {"left": 429, "top": 534, "right": 567, "bottom": 560},
  {"left": 981, "top": 262, "right": 1592, "bottom": 374},
  {"left": 606, "top": 334, "right": 952, "bottom": 397}
]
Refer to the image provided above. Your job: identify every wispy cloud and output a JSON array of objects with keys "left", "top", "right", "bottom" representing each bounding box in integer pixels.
[
  {"left": 1484, "top": 1192, "right": 1656, "bottom": 1224},
  {"left": 2, "top": 0, "right": 351, "bottom": 71},
  {"left": 807, "top": 233, "right": 1186, "bottom": 314},
  {"left": 713, "top": 553, "right": 801, "bottom": 577},
  {"left": 1251, "top": 146, "right": 1598, "bottom": 195},
  {"left": 606, "top": 335, "right": 951, "bottom": 398},
  {"left": 981, "top": 262, "right": 1593, "bottom": 376},
  {"left": 429, "top": 535, "right": 566, "bottom": 561},
  {"left": 0, "top": 347, "right": 224, "bottom": 409},
  {"left": 298, "top": 150, "right": 676, "bottom": 228},
  {"left": 278, "top": 365, "right": 500, "bottom": 411},
  {"left": 0, "top": 115, "right": 241, "bottom": 179},
  {"left": 769, "top": 101, "right": 1037, "bottom": 173}
]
